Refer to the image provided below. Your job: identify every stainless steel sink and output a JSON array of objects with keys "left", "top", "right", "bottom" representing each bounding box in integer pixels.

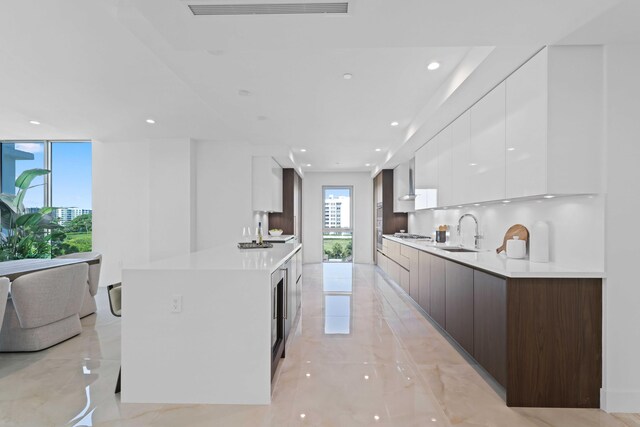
[{"left": 439, "top": 247, "right": 478, "bottom": 253}]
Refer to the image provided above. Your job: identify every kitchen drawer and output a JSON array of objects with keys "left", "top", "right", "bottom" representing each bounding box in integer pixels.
[{"left": 400, "top": 266, "right": 410, "bottom": 294}]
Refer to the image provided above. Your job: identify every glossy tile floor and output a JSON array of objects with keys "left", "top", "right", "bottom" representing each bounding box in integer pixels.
[{"left": 0, "top": 263, "right": 638, "bottom": 426}]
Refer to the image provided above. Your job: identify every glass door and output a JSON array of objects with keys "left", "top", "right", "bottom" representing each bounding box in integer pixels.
[{"left": 322, "top": 186, "right": 353, "bottom": 263}]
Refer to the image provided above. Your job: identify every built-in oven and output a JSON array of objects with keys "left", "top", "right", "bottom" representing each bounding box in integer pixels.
[{"left": 271, "top": 268, "right": 285, "bottom": 379}]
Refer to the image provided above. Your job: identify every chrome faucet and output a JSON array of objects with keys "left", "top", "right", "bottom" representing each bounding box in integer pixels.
[{"left": 457, "top": 214, "right": 483, "bottom": 249}]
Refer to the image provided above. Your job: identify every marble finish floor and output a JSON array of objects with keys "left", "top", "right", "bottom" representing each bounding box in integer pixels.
[{"left": 0, "top": 263, "right": 637, "bottom": 426}]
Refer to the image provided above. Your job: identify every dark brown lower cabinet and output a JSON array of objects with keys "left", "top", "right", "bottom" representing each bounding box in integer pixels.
[
  {"left": 473, "top": 270, "right": 507, "bottom": 387},
  {"left": 418, "top": 251, "right": 431, "bottom": 314},
  {"left": 385, "top": 239, "right": 602, "bottom": 408},
  {"left": 445, "top": 261, "right": 474, "bottom": 354},
  {"left": 430, "top": 256, "right": 446, "bottom": 327},
  {"left": 506, "top": 278, "right": 602, "bottom": 408}
]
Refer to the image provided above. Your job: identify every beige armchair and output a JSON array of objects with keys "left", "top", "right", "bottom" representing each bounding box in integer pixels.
[
  {"left": 0, "top": 263, "right": 88, "bottom": 352},
  {"left": 56, "top": 252, "right": 102, "bottom": 317}
]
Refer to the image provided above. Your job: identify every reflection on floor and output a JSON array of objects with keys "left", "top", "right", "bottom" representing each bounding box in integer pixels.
[{"left": 0, "top": 263, "right": 637, "bottom": 426}]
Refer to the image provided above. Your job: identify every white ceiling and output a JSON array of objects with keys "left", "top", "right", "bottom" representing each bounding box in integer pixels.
[{"left": 0, "top": 0, "right": 633, "bottom": 172}]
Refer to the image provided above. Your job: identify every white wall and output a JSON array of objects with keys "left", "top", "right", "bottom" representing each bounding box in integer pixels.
[
  {"left": 302, "top": 172, "right": 373, "bottom": 264},
  {"left": 194, "top": 140, "right": 255, "bottom": 251},
  {"left": 408, "top": 195, "right": 604, "bottom": 271},
  {"left": 94, "top": 138, "right": 196, "bottom": 286},
  {"left": 93, "top": 140, "right": 150, "bottom": 287},
  {"left": 601, "top": 44, "right": 640, "bottom": 413}
]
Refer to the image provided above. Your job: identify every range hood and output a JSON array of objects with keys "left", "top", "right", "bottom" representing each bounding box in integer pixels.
[{"left": 398, "top": 159, "right": 417, "bottom": 201}]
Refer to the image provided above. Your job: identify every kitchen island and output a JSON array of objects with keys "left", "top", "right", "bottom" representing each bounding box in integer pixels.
[{"left": 121, "top": 242, "right": 302, "bottom": 405}]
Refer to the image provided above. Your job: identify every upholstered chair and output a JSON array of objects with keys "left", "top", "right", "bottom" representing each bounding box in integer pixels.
[
  {"left": 0, "top": 263, "right": 88, "bottom": 352},
  {"left": 56, "top": 252, "right": 102, "bottom": 317}
]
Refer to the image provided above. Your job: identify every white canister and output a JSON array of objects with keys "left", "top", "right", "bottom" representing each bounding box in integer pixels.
[
  {"left": 506, "top": 236, "right": 527, "bottom": 259},
  {"left": 530, "top": 220, "right": 550, "bottom": 263}
]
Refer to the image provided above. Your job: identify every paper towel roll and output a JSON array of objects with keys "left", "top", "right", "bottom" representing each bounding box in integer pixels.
[
  {"left": 506, "top": 236, "right": 526, "bottom": 259},
  {"left": 530, "top": 220, "right": 549, "bottom": 263}
]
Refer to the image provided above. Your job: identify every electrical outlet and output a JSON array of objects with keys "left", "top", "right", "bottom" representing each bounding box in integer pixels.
[{"left": 171, "top": 295, "right": 182, "bottom": 313}]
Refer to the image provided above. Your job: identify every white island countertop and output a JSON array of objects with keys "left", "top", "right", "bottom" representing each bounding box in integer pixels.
[
  {"left": 382, "top": 235, "right": 604, "bottom": 279},
  {"left": 128, "top": 241, "right": 301, "bottom": 274}
]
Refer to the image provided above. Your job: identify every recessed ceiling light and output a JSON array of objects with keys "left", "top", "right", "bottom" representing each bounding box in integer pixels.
[
  {"left": 474, "top": 203, "right": 480, "bottom": 207},
  {"left": 146, "top": 119, "right": 156, "bottom": 124},
  {"left": 457, "top": 206, "right": 463, "bottom": 208},
  {"left": 503, "top": 200, "right": 511, "bottom": 203},
  {"left": 305, "top": 373, "right": 311, "bottom": 377},
  {"left": 238, "top": 89, "right": 251, "bottom": 96},
  {"left": 364, "top": 375, "right": 369, "bottom": 380},
  {"left": 365, "top": 163, "right": 371, "bottom": 167},
  {"left": 390, "top": 121, "right": 399, "bottom": 127},
  {"left": 427, "top": 62, "right": 441, "bottom": 71},
  {"left": 306, "top": 163, "right": 312, "bottom": 167},
  {"left": 507, "top": 147, "right": 516, "bottom": 151},
  {"left": 300, "top": 148, "right": 307, "bottom": 152},
  {"left": 374, "top": 415, "right": 380, "bottom": 421},
  {"left": 300, "top": 414, "right": 306, "bottom": 419},
  {"left": 29, "top": 120, "right": 40, "bottom": 125},
  {"left": 469, "top": 163, "right": 477, "bottom": 166},
  {"left": 343, "top": 73, "right": 353, "bottom": 80},
  {"left": 375, "top": 148, "right": 382, "bottom": 152},
  {"left": 543, "top": 195, "right": 555, "bottom": 199}
]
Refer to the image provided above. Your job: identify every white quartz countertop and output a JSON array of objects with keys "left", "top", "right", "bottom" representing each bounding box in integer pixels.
[
  {"left": 127, "top": 242, "right": 302, "bottom": 274},
  {"left": 382, "top": 235, "right": 604, "bottom": 279}
]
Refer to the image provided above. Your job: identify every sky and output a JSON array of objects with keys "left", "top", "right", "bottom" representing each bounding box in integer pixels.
[
  {"left": 324, "top": 187, "right": 350, "bottom": 199},
  {"left": 10, "top": 142, "right": 92, "bottom": 210}
]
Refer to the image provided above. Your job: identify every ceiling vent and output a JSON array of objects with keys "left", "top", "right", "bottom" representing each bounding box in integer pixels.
[{"left": 188, "top": 2, "right": 348, "bottom": 15}]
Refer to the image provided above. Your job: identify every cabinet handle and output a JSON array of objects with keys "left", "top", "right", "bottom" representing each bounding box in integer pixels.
[
  {"left": 281, "top": 268, "right": 288, "bottom": 319},
  {"left": 273, "top": 288, "right": 277, "bottom": 320}
]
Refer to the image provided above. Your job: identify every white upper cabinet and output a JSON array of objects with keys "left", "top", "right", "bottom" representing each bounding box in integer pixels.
[
  {"left": 469, "top": 81, "right": 506, "bottom": 203},
  {"left": 394, "top": 161, "right": 415, "bottom": 213},
  {"left": 252, "top": 156, "right": 283, "bottom": 212},
  {"left": 450, "top": 110, "right": 471, "bottom": 206},
  {"left": 436, "top": 126, "right": 453, "bottom": 207},
  {"left": 505, "top": 48, "right": 548, "bottom": 198},
  {"left": 506, "top": 46, "right": 603, "bottom": 198},
  {"left": 414, "top": 139, "right": 438, "bottom": 210},
  {"left": 411, "top": 46, "right": 602, "bottom": 207}
]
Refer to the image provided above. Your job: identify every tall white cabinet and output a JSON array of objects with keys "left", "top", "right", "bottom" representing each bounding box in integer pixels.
[
  {"left": 450, "top": 110, "right": 471, "bottom": 206},
  {"left": 505, "top": 46, "right": 603, "bottom": 198},
  {"left": 252, "top": 156, "right": 283, "bottom": 212},
  {"left": 469, "top": 81, "right": 506, "bottom": 203}
]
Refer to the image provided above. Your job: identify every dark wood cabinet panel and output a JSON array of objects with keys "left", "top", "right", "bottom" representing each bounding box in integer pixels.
[
  {"left": 473, "top": 270, "right": 507, "bottom": 387},
  {"left": 506, "top": 278, "right": 602, "bottom": 408},
  {"left": 430, "top": 255, "right": 446, "bottom": 327},
  {"left": 418, "top": 251, "right": 431, "bottom": 314},
  {"left": 445, "top": 261, "right": 474, "bottom": 354},
  {"left": 269, "top": 169, "right": 302, "bottom": 241},
  {"left": 380, "top": 170, "right": 408, "bottom": 234}
]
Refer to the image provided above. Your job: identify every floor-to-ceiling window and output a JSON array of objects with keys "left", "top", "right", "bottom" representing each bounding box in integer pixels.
[
  {"left": 51, "top": 142, "right": 92, "bottom": 255},
  {"left": 322, "top": 186, "right": 353, "bottom": 263},
  {"left": 0, "top": 140, "right": 92, "bottom": 259}
]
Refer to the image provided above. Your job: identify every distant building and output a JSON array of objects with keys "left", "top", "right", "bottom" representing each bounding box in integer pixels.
[
  {"left": 324, "top": 195, "right": 350, "bottom": 229},
  {"left": 54, "top": 208, "right": 92, "bottom": 224}
]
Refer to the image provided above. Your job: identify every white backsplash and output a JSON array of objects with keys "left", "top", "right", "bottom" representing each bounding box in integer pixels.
[{"left": 408, "top": 194, "right": 604, "bottom": 271}]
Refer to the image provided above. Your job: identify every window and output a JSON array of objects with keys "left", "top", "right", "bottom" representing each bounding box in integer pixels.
[
  {"left": 51, "top": 142, "right": 93, "bottom": 254},
  {"left": 322, "top": 186, "right": 353, "bottom": 263},
  {"left": 0, "top": 140, "right": 92, "bottom": 259}
]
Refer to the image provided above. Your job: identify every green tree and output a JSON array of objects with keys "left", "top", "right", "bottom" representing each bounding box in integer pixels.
[
  {"left": 65, "top": 213, "right": 92, "bottom": 233},
  {"left": 0, "top": 169, "right": 61, "bottom": 260},
  {"left": 330, "top": 242, "right": 344, "bottom": 259}
]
